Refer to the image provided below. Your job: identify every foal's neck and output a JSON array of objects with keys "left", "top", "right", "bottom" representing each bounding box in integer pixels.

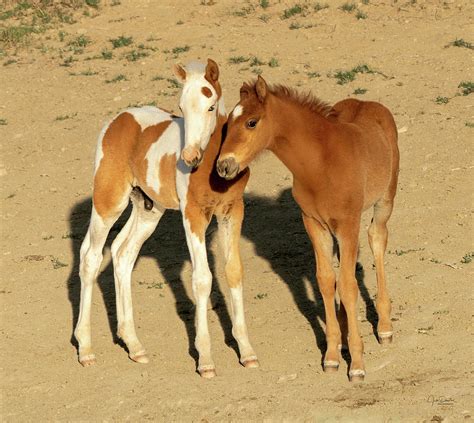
[{"left": 268, "top": 96, "right": 329, "bottom": 178}]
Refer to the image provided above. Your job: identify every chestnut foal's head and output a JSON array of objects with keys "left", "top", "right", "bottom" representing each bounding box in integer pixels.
[
  {"left": 217, "top": 75, "right": 272, "bottom": 180},
  {"left": 174, "top": 58, "right": 223, "bottom": 168}
]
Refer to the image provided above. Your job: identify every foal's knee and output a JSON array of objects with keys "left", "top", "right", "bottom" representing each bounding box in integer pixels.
[
  {"left": 338, "top": 276, "right": 359, "bottom": 305},
  {"left": 192, "top": 267, "right": 212, "bottom": 296},
  {"left": 79, "top": 248, "right": 103, "bottom": 282},
  {"left": 316, "top": 268, "right": 336, "bottom": 295}
]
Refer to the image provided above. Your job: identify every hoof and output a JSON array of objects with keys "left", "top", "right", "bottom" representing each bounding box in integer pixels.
[
  {"left": 130, "top": 351, "right": 149, "bottom": 364},
  {"left": 242, "top": 357, "right": 260, "bottom": 369},
  {"left": 349, "top": 369, "right": 365, "bottom": 382},
  {"left": 198, "top": 366, "right": 216, "bottom": 379},
  {"left": 378, "top": 332, "right": 393, "bottom": 345},
  {"left": 323, "top": 360, "right": 339, "bottom": 373},
  {"left": 79, "top": 354, "right": 96, "bottom": 367}
]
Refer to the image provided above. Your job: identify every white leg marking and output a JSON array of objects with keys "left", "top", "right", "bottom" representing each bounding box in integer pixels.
[
  {"left": 229, "top": 286, "right": 257, "bottom": 366},
  {"left": 111, "top": 194, "right": 163, "bottom": 362},
  {"left": 182, "top": 216, "right": 214, "bottom": 374},
  {"left": 75, "top": 207, "right": 119, "bottom": 366},
  {"left": 217, "top": 213, "right": 258, "bottom": 367}
]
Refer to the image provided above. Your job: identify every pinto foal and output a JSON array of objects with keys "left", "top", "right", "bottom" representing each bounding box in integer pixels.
[
  {"left": 217, "top": 76, "right": 399, "bottom": 381},
  {"left": 74, "top": 60, "right": 258, "bottom": 378}
]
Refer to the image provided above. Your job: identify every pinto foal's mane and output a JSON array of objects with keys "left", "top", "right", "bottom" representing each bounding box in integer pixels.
[{"left": 245, "top": 81, "right": 338, "bottom": 119}]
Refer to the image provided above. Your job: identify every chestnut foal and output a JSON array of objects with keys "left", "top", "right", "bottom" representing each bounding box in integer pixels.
[
  {"left": 217, "top": 76, "right": 399, "bottom": 381},
  {"left": 74, "top": 60, "right": 258, "bottom": 378}
]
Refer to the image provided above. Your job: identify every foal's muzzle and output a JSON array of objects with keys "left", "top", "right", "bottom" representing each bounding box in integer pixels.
[
  {"left": 216, "top": 157, "right": 240, "bottom": 180},
  {"left": 181, "top": 146, "right": 204, "bottom": 169}
]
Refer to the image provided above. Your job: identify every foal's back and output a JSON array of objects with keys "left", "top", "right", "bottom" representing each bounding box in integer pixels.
[{"left": 332, "top": 98, "right": 399, "bottom": 210}]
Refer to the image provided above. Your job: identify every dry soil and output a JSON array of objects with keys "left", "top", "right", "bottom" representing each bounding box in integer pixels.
[{"left": 1, "top": 0, "right": 473, "bottom": 421}]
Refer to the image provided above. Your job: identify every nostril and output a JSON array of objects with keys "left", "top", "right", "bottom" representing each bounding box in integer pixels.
[
  {"left": 217, "top": 159, "right": 227, "bottom": 176},
  {"left": 225, "top": 158, "right": 236, "bottom": 173}
]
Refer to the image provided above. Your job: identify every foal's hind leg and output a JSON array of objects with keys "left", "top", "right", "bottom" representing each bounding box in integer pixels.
[
  {"left": 74, "top": 202, "right": 129, "bottom": 366},
  {"left": 217, "top": 201, "right": 258, "bottom": 369},
  {"left": 368, "top": 198, "right": 394, "bottom": 344},
  {"left": 302, "top": 214, "right": 341, "bottom": 373},
  {"left": 335, "top": 218, "right": 366, "bottom": 382},
  {"left": 111, "top": 191, "right": 163, "bottom": 363}
]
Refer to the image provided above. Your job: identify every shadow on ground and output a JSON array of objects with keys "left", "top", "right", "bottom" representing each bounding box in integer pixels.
[{"left": 66, "top": 188, "right": 377, "bottom": 368}]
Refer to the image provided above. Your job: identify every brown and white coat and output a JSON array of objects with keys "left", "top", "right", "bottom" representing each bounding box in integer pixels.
[{"left": 74, "top": 60, "right": 258, "bottom": 378}]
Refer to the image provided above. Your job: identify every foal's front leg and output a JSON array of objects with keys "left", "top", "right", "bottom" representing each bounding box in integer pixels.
[
  {"left": 302, "top": 214, "right": 341, "bottom": 372},
  {"left": 182, "top": 204, "right": 215, "bottom": 378},
  {"left": 217, "top": 201, "right": 258, "bottom": 369}
]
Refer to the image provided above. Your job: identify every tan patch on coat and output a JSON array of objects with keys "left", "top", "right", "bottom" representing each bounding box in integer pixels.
[
  {"left": 93, "top": 112, "right": 140, "bottom": 218},
  {"left": 184, "top": 200, "right": 213, "bottom": 242},
  {"left": 130, "top": 120, "right": 179, "bottom": 210},
  {"left": 204, "top": 73, "right": 222, "bottom": 99},
  {"left": 183, "top": 114, "right": 250, "bottom": 242},
  {"left": 156, "top": 153, "right": 179, "bottom": 208},
  {"left": 201, "top": 86, "right": 212, "bottom": 98}
]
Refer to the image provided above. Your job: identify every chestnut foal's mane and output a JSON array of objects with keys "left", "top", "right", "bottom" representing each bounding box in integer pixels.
[{"left": 245, "top": 81, "right": 338, "bottom": 119}]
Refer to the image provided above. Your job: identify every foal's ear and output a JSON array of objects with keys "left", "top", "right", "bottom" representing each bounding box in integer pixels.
[
  {"left": 173, "top": 63, "right": 187, "bottom": 83},
  {"left": 255, "top": 75, "right": 268, "bottom": 103},
  {"left": 205, "top": 58, "right": 219, "bottom": 82},
  {"left": 240, "top": 83, "right": 251, "bottom": 100}
]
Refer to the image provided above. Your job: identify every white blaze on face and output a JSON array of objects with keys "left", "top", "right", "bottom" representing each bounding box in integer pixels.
[
  {"left": 179, "top": 63, "right": 218, "bottom": 154},
  {"left": 231, "top": 104, "right": 244, "bottom": 119}
]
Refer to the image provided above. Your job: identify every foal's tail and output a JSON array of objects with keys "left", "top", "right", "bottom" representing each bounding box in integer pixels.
[{"left": 376, "top": 104, "right": 399, "bottom": 202}]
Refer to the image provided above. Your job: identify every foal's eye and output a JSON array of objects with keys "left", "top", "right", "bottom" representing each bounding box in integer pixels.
[
  {"left": 246, "top": 119, "right": 258, "bottom": 129},
  {"left": 208, "top": 105, "right": 215, "bottom": 112}
]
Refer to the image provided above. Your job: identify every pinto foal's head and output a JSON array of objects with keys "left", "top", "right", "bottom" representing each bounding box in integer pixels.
[
  {"left": 217, "top": 75, "right": 271, "bottom": 180},
  {"left": 173, "top": 58, "right": 223, "bottom": 168}
]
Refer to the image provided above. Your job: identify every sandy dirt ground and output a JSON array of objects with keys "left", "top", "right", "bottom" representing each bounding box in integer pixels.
[{"left": 1, "top": 0, "right": 473, "bottom": 421}]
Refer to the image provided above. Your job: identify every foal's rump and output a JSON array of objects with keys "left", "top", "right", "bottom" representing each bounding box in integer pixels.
[
  {"left": 333, "top": 98, "right": 397, "bottom": 145},
  {"left": 333, "top": 98, "right": 399, "bottom": 209}
]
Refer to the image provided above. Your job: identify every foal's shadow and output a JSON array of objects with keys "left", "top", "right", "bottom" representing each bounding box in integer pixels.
[
  {"left": 242, "top": 189, "right": 378, "bottom": 362},
  {"left": 66, "top": 199, "right": 236, "bottom": 364},
  {"left": 66, "top": 189, "right": 377, "bottom": 368},
  {"left": 241, "top": 190, "right": 326, "bottom": 354}
]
